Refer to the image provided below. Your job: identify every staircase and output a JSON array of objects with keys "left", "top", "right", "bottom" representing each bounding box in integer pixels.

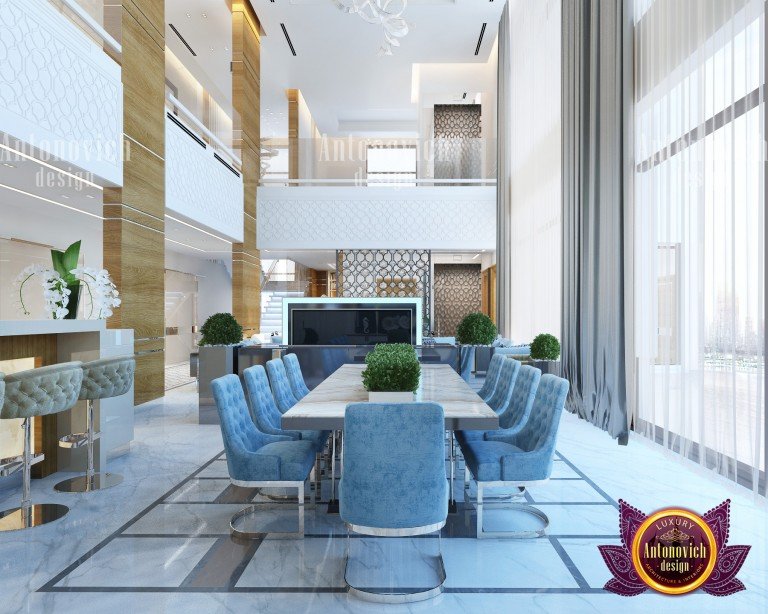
[{"left": 260, "top": 291, "right": 305, "bottom": 338}]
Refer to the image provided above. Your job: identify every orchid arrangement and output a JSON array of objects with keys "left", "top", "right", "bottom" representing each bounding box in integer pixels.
[
  {"left": 14, "top": 264, "right": 71, "bottom": 320},
  {"left": 72, "top": 267, "right": 121, "bottom": 319},
  {"left": 14, "top": 264, "right": 120, "bottom": 320}
]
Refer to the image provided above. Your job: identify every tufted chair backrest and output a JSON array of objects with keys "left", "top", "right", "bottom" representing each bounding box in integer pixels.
[
  {"left": 283, "top": 354, "right": 311, "bottom": 400},
  {"left": 1, "top": 362, "right": 83, "bottom": 420},
  {"left": 79, "top": 356, "right": 135, "bottom": 401},
  {"left": 342, "top": 402, "right": 447, "bottom": 529},
  {"left": 266, "top": 358, "right": 298, "bottom": 414},
  {"left": 487, "top": 358, "right": 521, "bottom": 414},
  {"left": 212, "top": 375, "right": 273, "bottom": 466},
  {"left": 477, "top": 354, "right": 505, "bottom": 401},
  {"left": 514, "top": 374, "right": 569, "bottom": 453},
  {"left": 243, "top": 365, "right": 282, "bottom": 432},
  {"left": 498, "top": 365, "right": 542, "bottom": 429}
]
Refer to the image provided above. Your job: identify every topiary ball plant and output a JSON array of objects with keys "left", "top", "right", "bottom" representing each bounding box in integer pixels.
[
  {"left": 362, "top": 343, "right": 421, "bottom": 392},
  {"left": 530, "top": 333, "right": 561, "bottom": 361},
  {"left": 455, "top": 312, "right": 497, "bottom": 345},
  {"left": 199, "top": 313, "right": 243, "bottom": 346}
]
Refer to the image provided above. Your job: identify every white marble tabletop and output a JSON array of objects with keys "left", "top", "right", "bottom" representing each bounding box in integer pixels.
[{"left": 281, "top": 364, "right": 499, "bottom": 430}]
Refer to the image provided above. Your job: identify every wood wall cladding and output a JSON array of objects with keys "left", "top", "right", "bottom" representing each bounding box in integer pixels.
[
  {"left": 0, "top": 335, "right": 58, "bottom": 477},
  {"left": 103, "top": 0, "right": 166, "bottom": 405},
  {"left": 232, "top": 2, "right": 262, "bottom": 336},
  {"left": 287, "top": 88, "right": 299, "bottom": 180}
]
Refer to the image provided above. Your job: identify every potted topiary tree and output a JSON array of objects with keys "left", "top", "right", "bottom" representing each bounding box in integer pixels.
[
  {"left": 362, "top": 343, "right": 421, "bottom": 402},
  {"left": 529, "top": 333, "right": 561, "bottom": 376},
  {"left": 197, "top": 313, "right": 244, "bottom": 424},
  {"left": 455, "top": 312, "right": 498, "bottom": 381}
]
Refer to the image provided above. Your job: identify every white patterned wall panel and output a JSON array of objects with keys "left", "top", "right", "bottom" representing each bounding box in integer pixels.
[
  {"left": 257, "top": 186, "right": 496, "bottom": 250},
  {"left": 165, "top": 116, "right": 244, "bottom": 242},
  {"left": 0, "top": 0, "right": 122, "bottom": 185}
]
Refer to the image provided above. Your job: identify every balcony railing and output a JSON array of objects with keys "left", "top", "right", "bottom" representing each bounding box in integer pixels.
[
  {"left": 260, "top": 137, "right": 497, "bottom": 187},
  {"left": 48, "top": 0, "right": 121, "bottom": 57}
]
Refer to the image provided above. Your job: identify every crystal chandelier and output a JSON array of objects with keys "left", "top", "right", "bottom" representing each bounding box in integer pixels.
[{"left": 333, "top": 0, "right": 409, "bottom": 56}]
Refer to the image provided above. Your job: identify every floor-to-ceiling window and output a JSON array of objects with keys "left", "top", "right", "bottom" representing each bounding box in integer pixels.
[{"left": 634, "top": 0, "right": 765, "bottom": 493}]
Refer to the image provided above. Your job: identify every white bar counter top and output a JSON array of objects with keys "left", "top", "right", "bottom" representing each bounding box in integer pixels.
[{"left": 0, "top": 319, "right": 108, "bottom": 336}]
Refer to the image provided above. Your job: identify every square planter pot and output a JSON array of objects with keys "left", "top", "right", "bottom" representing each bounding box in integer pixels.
[
  {"left": 198, "top": 345, "right": 237, "bottom": 424},
  {"left": 368, "top": 391, "right": 417, "bottom": 403},
  {"left": 531, "top": 360, "right": 561, "bottom": 377}
]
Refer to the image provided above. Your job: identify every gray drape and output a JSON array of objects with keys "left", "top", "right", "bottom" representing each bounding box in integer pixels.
[
  {"left": 561, "top": 0, "right": 631, "bottom": 442},
  {"left": 495, "top": 2, "right": 512, "bottom": 337}
]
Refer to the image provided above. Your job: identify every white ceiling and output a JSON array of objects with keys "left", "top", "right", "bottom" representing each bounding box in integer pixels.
[
  {"left": 164, "top": 1, "right": 501, "bottom": 138},
  {"left": 165, "top": 0, "right": 234, "bottom": 113},
  {"left": 252, "top": 0, "right": 502, "bottom": 137}
]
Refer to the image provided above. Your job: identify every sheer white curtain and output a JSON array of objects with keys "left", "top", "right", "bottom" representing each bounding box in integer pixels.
[{"left": 633, "top": 0, "right": 765, "bottom": 494}]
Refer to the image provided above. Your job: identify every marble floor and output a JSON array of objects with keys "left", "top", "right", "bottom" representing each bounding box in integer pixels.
[{"left": 0, "top": 382, "right": 766, "bottom": 613}]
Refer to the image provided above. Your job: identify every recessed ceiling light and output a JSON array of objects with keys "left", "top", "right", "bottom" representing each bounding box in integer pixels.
[
  {"left": 85, "top": 194, "right": 95, "bottom": 199},
  {"left": 60, "top": 194, "right": 70, "bottom": 199},
  {"left": 202, "top": 11, "right": 207, "bottom": 18},
  {"left": 2, "top": 163, "right": 14, "bottom": 168},
  {"left": 210, "top": 46, "right": 214, "bottom": 51},
  {"left": 186, "top": 12, "right": 191, "bottom": 18}
]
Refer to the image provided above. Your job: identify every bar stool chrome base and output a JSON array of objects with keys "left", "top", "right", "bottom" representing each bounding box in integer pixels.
[
  {"left": 54, "top": 472, "right": 123, "bottom": 493},
  {"left": 0, "top": 503, "right": 69, "bottom": 532}
]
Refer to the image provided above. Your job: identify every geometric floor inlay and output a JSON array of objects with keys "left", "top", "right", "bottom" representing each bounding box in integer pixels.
[{"left": 39, "top": 449, "right": 619, "bottom": 595}]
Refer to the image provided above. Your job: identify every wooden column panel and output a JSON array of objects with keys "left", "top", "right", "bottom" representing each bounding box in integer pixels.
[
  {"left": 232, "top": 2, "right": 262, "bottom": 336},
  {"left": 287, "top": 88, "right": 299, "bottom": 180},
  {"left": 104, "top": 0, "right": 166, "bottom": 405}
]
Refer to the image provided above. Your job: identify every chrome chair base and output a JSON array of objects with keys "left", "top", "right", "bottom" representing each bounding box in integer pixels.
[
  {"left": 344, "top": 525, "right": 446, "bottom": 603},
  {"left": 229, "top": 481, "right": 305, "bottom": 539},
  {"left": 465, "top": 481, "right": 550, "bottom": 538},
  {"left": 54, "top": 472, "right": 123, "bottom": 493},
  {"left": 0, "top": 503, "right": 69, "bottom": 532},
  {"left": 473, "top": 502, "right": 550, "bottom": 539},
  {"left": 347, "top": 583, "right": 444, "bottom": 604}
]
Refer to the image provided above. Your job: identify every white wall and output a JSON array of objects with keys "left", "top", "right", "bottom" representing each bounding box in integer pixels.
[
  {"left": 164, "top": 250, "right": 232, "bottom": 324},
  {"left": 257, "top": 186, "right": 496, "bottom": 251},
  {"left": 0, "top": 0, "right": 122, "bottom": 186},
  {"left": 506, "top": 0, "right": 561, "bottom": 343}
]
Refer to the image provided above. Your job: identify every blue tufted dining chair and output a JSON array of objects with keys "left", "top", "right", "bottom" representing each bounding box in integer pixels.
[
  {"left": 458, "top": 374, "right": 570, "bottom": 538},
  {"left": 266, "top": 358, "right": 298, "bottom": 414},
  {"left": 282, "top": 353, "right": 311, "bottom": 400},
  {"left": 486, "top": 358, "right": 521, "bottom": 414},
  {"left": 0, "top": 363, "right": 83, "bottom": 531},
  {"left": 456, "top": 358, "right": 522, "bottom": 447},
  {"left": 212, "top": 374, "right": 317, "bottom": 537},
  {"left": 340, "top": 402, "right": 448, "bottom": 601},
  {"left": 243, "top": 365, "right": 328, "bottom": 452},
  {"left": 476, "top": 353, "right": 505, "bottom": 403},
  {"left": 484, "top": 365, "right": 542, "bottom": 441}
]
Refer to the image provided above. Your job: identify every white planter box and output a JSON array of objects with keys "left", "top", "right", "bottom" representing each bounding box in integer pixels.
[{"left": 368, "top": 391, "right": 416, "bottom": 403}]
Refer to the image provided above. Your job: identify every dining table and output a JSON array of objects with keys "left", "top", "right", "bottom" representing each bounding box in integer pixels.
[{"left": 281, "top": 363, "right": 499, "bottom": 513}]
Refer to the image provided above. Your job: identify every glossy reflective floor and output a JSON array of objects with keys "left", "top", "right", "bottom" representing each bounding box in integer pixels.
[{"left": 1, "top": 382, "right": 766, "bottom": 613}]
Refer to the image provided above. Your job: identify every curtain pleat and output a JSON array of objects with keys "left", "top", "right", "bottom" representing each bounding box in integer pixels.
[
  {"left": 562, "top": 0, "right": 630, "bottom": 442},
  {"left": 496, "top": 3, "right": 512, "bottom": 337}
]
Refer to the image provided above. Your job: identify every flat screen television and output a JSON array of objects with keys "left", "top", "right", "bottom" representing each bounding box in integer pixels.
[{"left": 288, "top": 302, "right": 418, "bottom": 345}]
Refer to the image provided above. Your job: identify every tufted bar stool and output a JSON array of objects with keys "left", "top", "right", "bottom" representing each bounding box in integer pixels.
[
  {"left": 0, "top": 362, "right": 83, "bottom": 531},
  {"left": 55, "top": 356, "right": 135, "bottom": 493}
]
